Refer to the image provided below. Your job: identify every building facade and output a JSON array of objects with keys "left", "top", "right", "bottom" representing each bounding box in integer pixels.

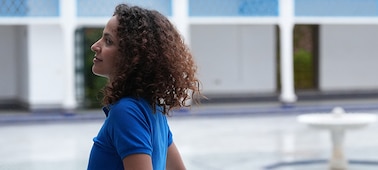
[{"left": 1, "top": 0, "right": 378, "bottom": 110}]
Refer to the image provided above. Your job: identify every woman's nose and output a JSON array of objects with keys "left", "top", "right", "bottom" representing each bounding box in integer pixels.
[{"left": 91, "top": 41, "right": 100, "bottom": 53}]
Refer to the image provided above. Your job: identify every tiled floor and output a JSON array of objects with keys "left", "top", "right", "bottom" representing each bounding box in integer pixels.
[{"left": 1, "top": 99, "right": 378, "bottom": 170}]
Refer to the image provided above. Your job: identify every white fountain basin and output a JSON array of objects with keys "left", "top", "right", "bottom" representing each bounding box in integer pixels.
[
  {"left": 297, "top": 107, "right": 377, "bottom": 170},
  {"left": 297, "top": 113, "right": 377, "bottom": 129}
]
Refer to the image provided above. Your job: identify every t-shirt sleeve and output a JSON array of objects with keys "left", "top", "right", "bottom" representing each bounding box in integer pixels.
[
  {"left": 168, "top": 124, "right": 173, "bottom": 147},
  {"left": 107, "top": 102, "right": 152, "bottom": 159}
]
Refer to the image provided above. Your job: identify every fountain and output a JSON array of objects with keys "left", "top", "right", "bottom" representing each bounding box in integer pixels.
[{"left": 297, "top": 107, "right": 377, "bottom": 170}]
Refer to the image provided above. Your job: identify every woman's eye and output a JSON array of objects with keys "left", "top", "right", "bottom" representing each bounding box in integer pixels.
[{"left": 104, "top": 37, "right": 113, "bottom": 45}]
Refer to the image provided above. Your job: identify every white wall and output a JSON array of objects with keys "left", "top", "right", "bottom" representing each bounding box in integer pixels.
[
  {"left": 320, "top": 25, "right": 378, "bottom": 91},
  {"left": 0, "top": 26, "right": 18, "bottom": 100},
  {"left": 190, "top": 25, "right": 277, "bottom": 95},
  {"left": 27, "top": 25, "right": 66, "bottom": 109}
]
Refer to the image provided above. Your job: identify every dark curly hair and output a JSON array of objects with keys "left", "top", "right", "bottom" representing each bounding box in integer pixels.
[{"left": 101, "top": 4, "right": 201, "bottom": 114}]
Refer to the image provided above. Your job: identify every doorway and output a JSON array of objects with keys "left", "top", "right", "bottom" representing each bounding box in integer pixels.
[{"left": 293, "top": 25, "right": 319, "bottom": 90}]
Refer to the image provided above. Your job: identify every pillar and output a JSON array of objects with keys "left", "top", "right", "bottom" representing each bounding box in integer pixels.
[
  {"left": 172, "top": 0, "right": 190, "bottom": 44},
  {"left": 60, "top": 0, "right": 77, "bottom": 111},
  {"left": 279, "top": 0, "right": 297, "bottom": 104}
]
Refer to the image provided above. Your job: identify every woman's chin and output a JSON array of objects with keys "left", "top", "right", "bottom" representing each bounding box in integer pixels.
[
  {"left": 91, "top": 67, "right": 103, "bottom": 76},
  {"left": 92, "top": 70, "right": 108, "bottom": 78}
]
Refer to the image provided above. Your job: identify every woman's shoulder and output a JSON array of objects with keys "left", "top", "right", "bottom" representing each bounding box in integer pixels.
[
  {"left": 105, "top": 98, "right": 153, "bottom": 130},
  {"left": 112, "top": 97, "right": 143, "bottom": 106},
  {"left": 109, "top": 97, "right": 149, "bottom": 114}
]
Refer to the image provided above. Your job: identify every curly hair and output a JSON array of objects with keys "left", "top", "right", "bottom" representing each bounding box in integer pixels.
[{"left": 101, "top": 4, "right": 200, "bottom": 114}]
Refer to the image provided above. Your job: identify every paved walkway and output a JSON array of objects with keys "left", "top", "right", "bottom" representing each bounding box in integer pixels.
[{"left": 1, "top": 99, "right": 378, "bottom": 169}]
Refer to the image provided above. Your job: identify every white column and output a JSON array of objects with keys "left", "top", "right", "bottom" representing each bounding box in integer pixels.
[
  {"left": 171, "top": 0, "right": 190, "bottom": 44},
  {"left": 279, "top": 0, "right": 297, "bottom": 104},
  {"left": 60, "top": 0, "right": 77, "bottom": 110},
  {"left": 172, "top": 0, "right": 193, "bottom": 107}
]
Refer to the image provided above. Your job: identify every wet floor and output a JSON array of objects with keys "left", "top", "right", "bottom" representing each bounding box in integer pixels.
[{"left": 1, "top": 99, "right": 378, "bottom": 170}]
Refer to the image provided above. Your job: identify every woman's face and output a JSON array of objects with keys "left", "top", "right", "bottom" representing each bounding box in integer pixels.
[{"left": 91, "top": 16, "right": 119, "bottom": 79}]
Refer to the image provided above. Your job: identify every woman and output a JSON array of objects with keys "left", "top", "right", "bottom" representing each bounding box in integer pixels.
[{"left": 87, "top": 3, "right": 200, "bottom": 170}]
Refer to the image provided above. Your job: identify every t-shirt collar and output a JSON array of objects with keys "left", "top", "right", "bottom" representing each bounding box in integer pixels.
[{"left": 102, "top": 106, "right": 110, "bottom": 117}]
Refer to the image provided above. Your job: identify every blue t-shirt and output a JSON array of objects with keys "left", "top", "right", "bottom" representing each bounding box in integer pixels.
[{"left": 87, "top": 98, "right": 173, "bottom": 170}]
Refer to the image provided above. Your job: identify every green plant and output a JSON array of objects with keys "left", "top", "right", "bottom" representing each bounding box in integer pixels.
[{"left": 294, "top": 48, "right": 314, "bottom": 89}]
